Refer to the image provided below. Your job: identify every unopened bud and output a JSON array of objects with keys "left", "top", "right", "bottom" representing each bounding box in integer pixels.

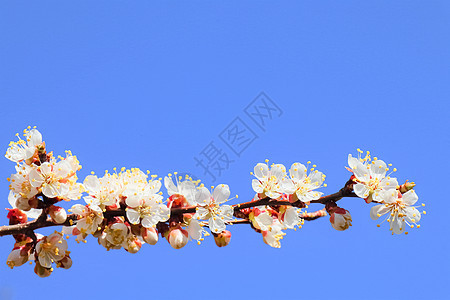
[
  {"left": 124, "top": 236, "right": 142, "bottom": 254},
  {"left": 329, "top": 208, "right": 352, "bottom": 231},
  {"left": 7, "top": 208, "right": 27, "bottom": 225},
  {"left": 167, "top": 228, "right": 188, "bottom": 249},
  {"left": 34, "top": 261, "right": 52, "bottom": 278},
  {"left": 168, "top": 194, "right": 188, "bottom": 208},
  {"left": 49, "top": 206, "right": 67, "bottom": 224},
  {"left": 214, "top": 230, "right": 231, "bottom": 247},
  {"left": 141, "top": 227, "right": 158, "bottom": 245},
  {"left": 16, "top": 197, "right": 32, "bottom": 211},
  {"left": 399, "top": 181, "right": 416, "bottom": 194}
]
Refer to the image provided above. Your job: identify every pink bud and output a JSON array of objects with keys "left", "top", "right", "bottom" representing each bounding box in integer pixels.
[
  {"left": 214, "top": 230, "right": 231, "bottom": 247},
  {"left": 167, "top": 228, "right": 188, "bottom": 249},
  {"left": 330, "top": 208, "right": 352, "bottom": 231},
  {"left": 141, "top": 227, "right": 159, "bottom": 245},
  {"left": 49, "top": 206, "right": 67, "bottom": 224},
  {"left": 7, "top": 208, "right": 27, "bottom": 225}
]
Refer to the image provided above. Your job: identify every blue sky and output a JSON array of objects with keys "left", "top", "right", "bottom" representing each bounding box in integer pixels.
[{"left": 0, "top": 1, "right": 449, "bottom": 299}]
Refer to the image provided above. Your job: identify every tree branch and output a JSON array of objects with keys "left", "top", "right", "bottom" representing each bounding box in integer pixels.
[{"left": 0, "top": 179, "right": 359, "bottom": 238}]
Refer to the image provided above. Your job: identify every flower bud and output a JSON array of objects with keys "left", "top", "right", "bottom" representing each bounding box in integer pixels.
[
  {"left": 49, "top": 206, "right": 67, "bottom": 224},
  {"left": 34, "top": 261, "right": 52, "bottom": 278},
  {"left": 6, "top": 247, "right": 29, "bottom": 269},
  {"left": 57, "top": 255, "right": 73, "bottom": 269},
  {"left": 399, "top": 181, "right": 416, "bottom": 194},
  {"left": 168, "top": 194, "right": 188, "bottom": 208},
  {"left": 16, "top": 197, "right": 32, "bottom": 211},
  {"left": 123, "top": 235, "right": 142, "bottom": 254},
  {"left": 141, "top": 227, "right": 158, "bottom": 245},
  {"left": 214, "top": 230, "right": 231, "bottom": 247},
  {"left": 329, "top": 208, "right": 352, "bottom": 231},
  {"left": 167, "top": 228, "right": 188, "bottom": 249},
  {"left": 7, "top": 208, "right": 27, "bottom": 225}
]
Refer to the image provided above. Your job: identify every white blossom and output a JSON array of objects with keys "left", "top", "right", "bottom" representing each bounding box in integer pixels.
[
  {"left": 70, "top": 204, "right": 104, "bottom": 234},
  {"left": 262, "top": 219, "right": 286, "bottom": 248},
  {"left": 124, "top": 191, "right": 170, "bottom": 228},
  {"left": 370, "top": 189, "right": 421, "bottom": 234},
  {"left": 29, "top": 158, "right": 81, "bottom": 200},
  {"left": 193, "top": 184, "right": 234, "bottom": 233},
  {"left": 164, "top": 174, "right": 197, "bottom": 205},
  {"left": 252, "top": 162, "right": 287, "bottom": 199},
  {"left": 5, "top": 128, "right": 42, "bottom": 163},
  {"left": 35, "top": 232, "right": 68, "bottom": 268},
  {"left": 348, "top": 150, "right": 398, "bottom": 203},
  {"left": 282, "top": 162, "right": 325, "bottom": 203}
]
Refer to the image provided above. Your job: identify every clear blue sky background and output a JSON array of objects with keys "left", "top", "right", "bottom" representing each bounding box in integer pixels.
[{"left": 0, "top": 1, "right": 449, "bottom": 300}]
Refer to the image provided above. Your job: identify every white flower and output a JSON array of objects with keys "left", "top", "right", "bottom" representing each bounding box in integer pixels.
[
  {"left": 279, "top": 206, "right": 302, "bottom": 229},
  {"left": 193, "top": 184, "right": 234, "bottom": 233},
  {"left": 70, "top": 204, "right": 104, "bottom": 234},
  {"left": 370, "top": 190, "right": 421, "bottom": 234},
  {"left": 9, "top": 163, "right": 39, "bottom": 199},
  {"left": 124, "top": 189, "right": 170, "bottom": 228},
  {"left": 29, "top": 160, "right": 78, "bottom": 199},
  {"left": 35, "top": 232, "right": 68, "bottom": 268},
  {"left": 252, "top": 162, "right": 287, "bottom": 199},
  {"left": 105, "top": 222, "right": 130, "bottom": 246},
  {"left": 83, "top": 174, "right": 119, "bottom": 208},
  {"left": 5, "top": 128, "right": 42, "bottom": 163},
  {"left": 262, "top": 219, "right": 286, "bottom": 248},
  {"left": 348, "top": 150, "right": 398, "bottom": 203},
  {"left": 164, "top": 174, "right": 197, "bottom": 205},
  {"left": 282, "top": 162, "right": 325, "bottom": 203},
  {"left": 250, "top": 207, "right": 274, "bottom": 231}
]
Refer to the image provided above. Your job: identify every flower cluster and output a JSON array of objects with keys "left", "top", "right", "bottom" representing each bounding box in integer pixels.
[
  {"left": 347, "top": 149, "right": 424, "bottom": 234},
  {"left": 252, "top": 160, "right": 326, "bottom": 203},
  {"left": 247, "top": 160, "right": 329, "bottom": 247},
  {"left": 1, "top": 128, "right": 425, "bottom": 277}
]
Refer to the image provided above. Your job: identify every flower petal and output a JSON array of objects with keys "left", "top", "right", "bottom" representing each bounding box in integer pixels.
[
  {"left": 402, "top": 190, "right": 418, "bottom": 206},
  {"left": 270, "top": 164, "right": 287, "bottom": 180},
  {"left": 254, "top": 163, "right": 269, "bottom": 180},
  {"left": 213, "top": 184, "right": 230, "bottom": 204},
  {"left": 195, "top": 187, "right": 211, "bottom": 205},
  {"left": 209, "top": 217, "right": 226, "bottom": 233},
  {"left": 370, "top": 204, "right": 390, "bottom": 220},
  {"left": 289, "top": 163, "right": 306, "bottom": 181},
  {"left": 354, "top": 183, "right": 370, "bottom": 199},
  {"left": 126, "top": 209, "right": 141, "bottom": 225}
]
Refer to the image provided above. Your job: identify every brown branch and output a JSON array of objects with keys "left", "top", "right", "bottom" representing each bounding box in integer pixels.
[{"left": 0, "top": 179, "right": 359, "bottom": 238}]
